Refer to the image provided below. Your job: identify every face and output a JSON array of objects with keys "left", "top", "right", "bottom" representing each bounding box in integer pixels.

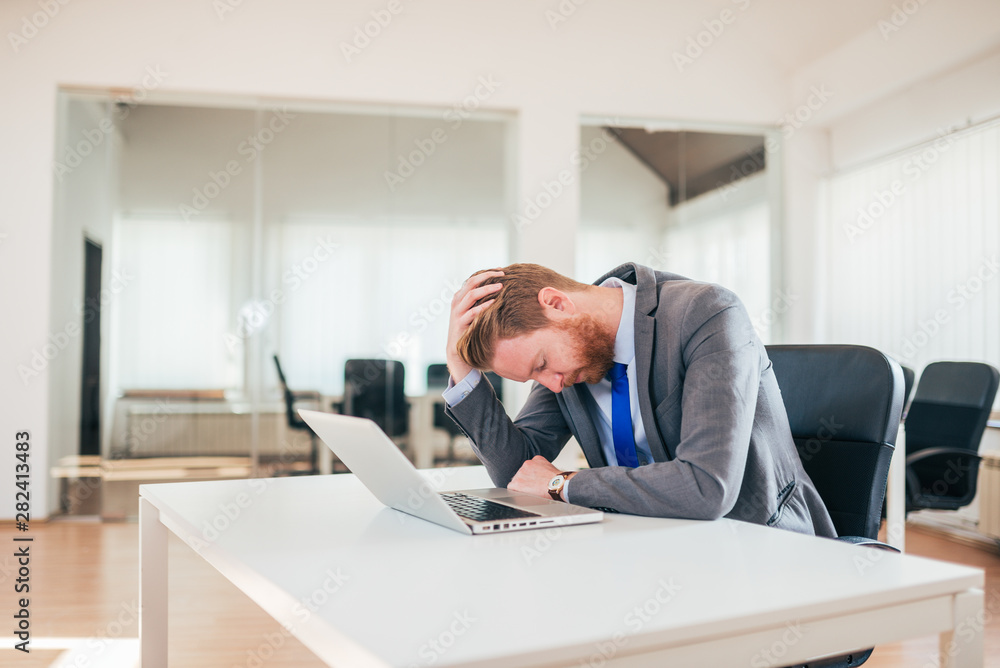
[{"left": 489, "top": 313, "right": 615, "bottom": 393}]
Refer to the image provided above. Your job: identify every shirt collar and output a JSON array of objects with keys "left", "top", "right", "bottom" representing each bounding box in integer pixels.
[{"left": 599, "top": 276, "right": 636, "bottom": 365}]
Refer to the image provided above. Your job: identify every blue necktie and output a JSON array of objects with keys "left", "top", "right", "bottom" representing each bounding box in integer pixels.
[{"left": 608, "top": 362, "right": 639, "bottom": 468}]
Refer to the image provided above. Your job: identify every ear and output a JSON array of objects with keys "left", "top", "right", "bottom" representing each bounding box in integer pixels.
[{"left": 537, "top": 287, "right": 576, "bottom": 319}]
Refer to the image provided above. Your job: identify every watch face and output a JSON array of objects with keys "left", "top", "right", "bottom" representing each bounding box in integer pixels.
[{"left": 548, "top": 476, "right": 563, "bottom": 490}]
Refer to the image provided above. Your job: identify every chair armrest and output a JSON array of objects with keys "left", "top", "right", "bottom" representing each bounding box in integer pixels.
[
  {"left": 905, "top": 447, "right": 983, "bottom": 466},
  {"left": 904, "top": 447, "right": 983, "bottom": 508},
  {"left": 836, "top": 536, "right": 900, "bottom": 552}
]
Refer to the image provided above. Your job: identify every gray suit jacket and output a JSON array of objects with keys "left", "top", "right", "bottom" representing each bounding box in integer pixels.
[{"left": 446, "top": 263, "right": 837, "bottom": 537}]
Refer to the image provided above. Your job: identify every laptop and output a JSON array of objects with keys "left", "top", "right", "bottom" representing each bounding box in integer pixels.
[{"left": 298, "top": 410, "right": 603, "bottom": 535}]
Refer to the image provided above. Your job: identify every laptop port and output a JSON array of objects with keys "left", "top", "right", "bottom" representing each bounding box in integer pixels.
[
  {"left": 493, "top": 524, "right": 500, "bottom": 530},
  {"left": 529, "top": 521, "right": 536, "bottom": 526},
  {"left": 502, "top": 523, "right": 509, "bottom": 529}
]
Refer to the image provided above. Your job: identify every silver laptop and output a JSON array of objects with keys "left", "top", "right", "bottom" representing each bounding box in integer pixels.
[{"left": 298, "top": 410, "right": 603, "bottom": 535}]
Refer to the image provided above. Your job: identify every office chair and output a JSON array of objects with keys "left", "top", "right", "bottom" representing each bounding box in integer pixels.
[
  {"left": 903, "top": 361, "right": 999, "bottom": 514},
  {"left": 332, "top": 359, "right": 411, "bottom": 449},
  {"left": 273, "top": 354, "right": 322, "bottom": 475},
  {"left": 900, "top": 364, "right": 915, "bottom": 418},
  {"left": 767, "top": 344, "right": 905, "bottom": 668},
  {"left": 427, "top": 364, "right": 504, "bottom": 464}
]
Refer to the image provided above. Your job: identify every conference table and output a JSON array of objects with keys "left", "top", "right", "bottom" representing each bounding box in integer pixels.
[{"left": 139, "top": 466, "right": 984, "bottom": 667}]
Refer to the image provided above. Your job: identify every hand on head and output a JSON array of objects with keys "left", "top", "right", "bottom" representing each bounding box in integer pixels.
[{"left": 446, "top": 270, "right": 503, "bottom": 383}]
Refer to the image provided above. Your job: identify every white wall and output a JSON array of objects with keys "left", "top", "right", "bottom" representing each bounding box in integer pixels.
[
  {"left": 2, "top": 0, "right": 999, "bottom": 518},
  {"left": 118, "top": 105, "right": 510, "bottom": 221},
  {"left": 828, "top": 47, "right": 1000, "bottom": 170}
]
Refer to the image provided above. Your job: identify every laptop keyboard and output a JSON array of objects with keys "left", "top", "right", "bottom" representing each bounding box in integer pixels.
[{"left": 440, "top": 492, "right": 541, "bottom": 522}]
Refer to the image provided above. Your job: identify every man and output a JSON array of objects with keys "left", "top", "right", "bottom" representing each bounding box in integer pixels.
[{"left": 442, "top": 262, "right": 836, "bottom": 537}]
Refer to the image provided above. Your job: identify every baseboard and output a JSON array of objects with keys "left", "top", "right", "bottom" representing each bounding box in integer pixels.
[{"left": 906, "top": 514, "right": 1000, "bottom": 553}]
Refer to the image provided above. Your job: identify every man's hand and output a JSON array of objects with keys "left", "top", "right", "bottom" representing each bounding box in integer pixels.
[
  {"left": 507, "top": 455, "right": 571, "bottom": 499},
  {"left": 446, "top": 270, "right": 503, "bottom": 383}
]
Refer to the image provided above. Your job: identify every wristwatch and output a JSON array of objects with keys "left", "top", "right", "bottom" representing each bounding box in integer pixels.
[{"left": 547, "top": 471, "right": 575, "bottom": 501}]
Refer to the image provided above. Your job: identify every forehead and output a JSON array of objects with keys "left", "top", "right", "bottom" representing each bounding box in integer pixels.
[{"left": 490, "top": 327, "right": 564, "bottom": 382}]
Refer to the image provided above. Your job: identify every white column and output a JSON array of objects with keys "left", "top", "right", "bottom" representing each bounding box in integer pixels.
[
  {"left": 508, "top": 105, "right": 580, "bottom": 274},
  {"left": 885, "top": 425, "right": 907, "bottom": 551},
  {"left": 780, "top": 127, "right": 831, "bottom": 344}
]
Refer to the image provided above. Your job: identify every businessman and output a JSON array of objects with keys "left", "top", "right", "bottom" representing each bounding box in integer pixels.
[{"left": 442, "top": 262, "right": 836, "bottom": 537}]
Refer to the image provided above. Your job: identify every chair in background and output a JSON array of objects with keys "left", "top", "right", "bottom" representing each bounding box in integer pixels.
[
  {"left": 427, "top": 364, "right": 504, "bottom": 464},
  {"left": 273, "top": 354, "right": 322, "bottom": 475},
  {"left": 426, "top": 363, "right": 452, "bottom": 391},
  {"left": 332, "top": 359, "right": 411, "bottom": 450},
  {"left": 767, "top": 344, "right": 905, "bottom": 668},
  {"left": 900, "top": 364, "right": 915, "bottom": 418},
  {"left": 903, "top": 361, "right": 999, "bottom": 514}
]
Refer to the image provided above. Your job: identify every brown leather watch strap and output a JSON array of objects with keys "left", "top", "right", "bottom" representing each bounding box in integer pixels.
[{"left": 547, "top": 471, "right": 574, "bottom": 501}]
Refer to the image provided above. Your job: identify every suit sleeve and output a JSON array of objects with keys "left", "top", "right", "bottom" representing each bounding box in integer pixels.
[
  {"left": 444, "top": 378, "right": 572, "bottom": 488},
  {"left": 565, "top": 286, "right": 761, "bottom": 519}
]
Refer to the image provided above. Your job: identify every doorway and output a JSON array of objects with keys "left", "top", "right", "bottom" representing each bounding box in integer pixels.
[{"left": 80, "top": 238, "right": 102, "bottom": 456}]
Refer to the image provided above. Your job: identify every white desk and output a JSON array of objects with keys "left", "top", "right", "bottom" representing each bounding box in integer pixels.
[{"left": 139, "top": 467, "right": 984, "bottom": 667}]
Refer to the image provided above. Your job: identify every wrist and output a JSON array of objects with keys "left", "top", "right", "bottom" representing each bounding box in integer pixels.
[
  {"left": 446, "top": 354, "right": 474, "bottom": 385},
  {"left": 560, "top": 472, "right": 576, "bottom": 501},
  {"left": 547, "top": 471, "right": 576, "bottom": 502}
]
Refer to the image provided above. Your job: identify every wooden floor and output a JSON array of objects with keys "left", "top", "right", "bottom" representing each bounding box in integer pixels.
[{"left": 0, "top": 521, "right": 998, "bottom": 667}]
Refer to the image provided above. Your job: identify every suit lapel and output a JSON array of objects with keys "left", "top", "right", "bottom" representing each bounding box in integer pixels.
[
  {"left": 562, "top": 386, "right": 608, "bottom": 467},
  {"left": 629, "top": 264, "right": 671, "bottom": 462}
]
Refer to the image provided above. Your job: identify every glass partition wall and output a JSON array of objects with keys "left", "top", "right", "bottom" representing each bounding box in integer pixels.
[
  {"left": 51, "top": 99, "right": 784, "bottom": 517},
  {"left": 52, "top": 92, "right": 513, "bottom": 516}
]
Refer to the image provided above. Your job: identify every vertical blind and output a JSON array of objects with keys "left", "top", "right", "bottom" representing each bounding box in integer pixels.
[
  {"left": 823, "top": 119, "right": 1000, "bottom": 385},
  {"left": 113, "top": 217, "right": 507, "bottom": 396},
  {"left": 114, "top": 218, "right": 236, "bottom": 389},
  {"left": 271, "top": 218, "right": 507, "bottom": 396}
]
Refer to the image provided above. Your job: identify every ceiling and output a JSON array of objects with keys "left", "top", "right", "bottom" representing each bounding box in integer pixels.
[
  {"left": 714, "top": 0, "right": 904, "bottom": 74},
  {"left": 609, "top": 128, "right": 766, "bottom": 205}
]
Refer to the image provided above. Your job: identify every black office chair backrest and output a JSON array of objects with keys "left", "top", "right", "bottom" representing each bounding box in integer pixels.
[
  {"left": 344, "top": 359, "right": 409, "bottom": 437},
  {"left": 904, "top": 361, "right": 999, "bottom": 503},
  {"left": 426, "top": 363, "right": 451, "bottom": 390},
  {"left": 901, "top": 365, "right": 915, "bottom": 414},
  {"left": 905, "top": 362, "right": 999, "bottom": 454},
  {"left": 767, "top": 345, "right": 904, "bottom": 540}
]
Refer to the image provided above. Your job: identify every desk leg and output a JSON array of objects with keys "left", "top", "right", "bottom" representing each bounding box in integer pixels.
[
  {"left": 885, "top": 425, "right": 906, "bottom": 551},
  {"left": 140, "top": 498, "right": 168, "bottom": 668},
  {"left": 412, "top": 397, "right": 434, "bottom": 470},
  {"left": 941, "top": 588, "right": 983, "bottom": 668}
]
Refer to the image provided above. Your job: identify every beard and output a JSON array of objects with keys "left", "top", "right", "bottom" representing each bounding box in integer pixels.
[{"left": 555, "top": 313, "right": 616, "bottom": 386}]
